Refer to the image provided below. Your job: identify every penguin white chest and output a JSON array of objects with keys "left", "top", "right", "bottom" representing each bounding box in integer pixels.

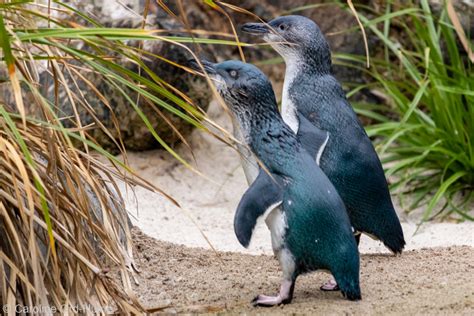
[
  {"left": 281, "top": 61, "right": 300, "bottom": 134},
  {"left": 282, "top": 91, "right": 299, "bottom": 134},
  {"left": 265, "top": 206, "right": 287, "bottom": 252},
  {"left": 264, "top": 205, "right": 296, "bottom": 280}
]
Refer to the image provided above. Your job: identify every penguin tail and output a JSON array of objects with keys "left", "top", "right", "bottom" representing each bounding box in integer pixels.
[
  {"left": 362, "top": 201, "right": 406, "bottom": 254},
  {"left": 379, "top": 217, "right": 406, "bottom": 254},
  {"left": 343, "top": 289, "right": 362, "bottom": 301},
  {"left": 329, "top": 233, "right": 362, "bottom": 301},
  {"left": 383, "top": 231, "right": 406, "bottom": 255},
  {"left": 333, "top": 258, "right": 362, "bottom": 301},
  {"left": 337, "top": 277, "right": 362, "bottom": 301}
]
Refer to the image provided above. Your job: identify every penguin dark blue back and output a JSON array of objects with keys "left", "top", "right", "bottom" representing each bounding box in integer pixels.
[
  {"left": 191, "top": 59, "right": 361, "bottom": 305},
  {"left": 242, "top": 16, "right": 405, "bottom": 257}
]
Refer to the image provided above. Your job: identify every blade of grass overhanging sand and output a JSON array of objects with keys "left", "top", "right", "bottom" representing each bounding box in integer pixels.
[{"left": 73, "top": 0, "right": 234, "bottom": 249}]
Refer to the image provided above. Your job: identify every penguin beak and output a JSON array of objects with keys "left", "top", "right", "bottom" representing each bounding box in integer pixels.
[
  {"left": 241, "top": 22, "right": 270, "bottom": 35},
  {"left": 187, "top": 59, "right": 217, "bottom": 76}
]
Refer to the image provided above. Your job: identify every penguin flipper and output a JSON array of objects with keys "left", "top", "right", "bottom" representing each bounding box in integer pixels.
[
  {"left": 234, "top": 169, "right": 283, "bottom": 248},
  {"left": 296, "top": 113, "right": 329, "bottom": 165}
]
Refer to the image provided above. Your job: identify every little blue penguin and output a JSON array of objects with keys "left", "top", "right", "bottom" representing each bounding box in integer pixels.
[
  {"left": 190, "top": 59, "right": 361, "bottom": 305},
  {"left": 242, "top": 16, "right": 405, "bottom": 290}
]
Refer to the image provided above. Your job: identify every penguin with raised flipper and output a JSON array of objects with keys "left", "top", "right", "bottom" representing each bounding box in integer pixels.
[
  {"left": 190, "top": 59, "right": 361, "bottom": 305},
  {"left": 242, "top": 16, "right": 405, "bottom": 291}
]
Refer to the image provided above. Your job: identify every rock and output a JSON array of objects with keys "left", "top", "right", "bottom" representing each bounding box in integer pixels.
[
  {"left": 50, "top": 1, "right": 215, "bottom": 151},
  {"left": 150, "top": 0, "right": 373, "bottom": 96},
  {"left": 1, "top": 1, "right": 214, "bottom": 152},
  {"left": 6, "top": 0, "right": 469, "bottom": 151}
]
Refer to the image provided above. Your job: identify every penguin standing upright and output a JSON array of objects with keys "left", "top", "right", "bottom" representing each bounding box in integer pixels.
[
  {"left": 191, "top": 59, "right": 361, "bottom": 305},
  {"left": 242, "top": 16, "right": 405, "bottom": 290}
]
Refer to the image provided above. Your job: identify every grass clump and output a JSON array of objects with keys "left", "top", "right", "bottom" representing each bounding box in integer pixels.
[
  {"left": 0, "top": 0, "right": 236, "bottom": 312},
  {"left": 351, "top": 0, "right": 473, "bottom": 221}
]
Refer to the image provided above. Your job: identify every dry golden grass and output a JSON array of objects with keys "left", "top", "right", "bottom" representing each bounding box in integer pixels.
[
  {"left": 0, "top": 1, "right": 211, "bottom": 313},
  {"left": 0, "top": 111, "right": 145, "bottom": 313}
]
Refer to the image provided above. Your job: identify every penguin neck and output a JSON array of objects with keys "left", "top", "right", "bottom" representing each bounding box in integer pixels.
[
  {"left": 284, "top": 47, "right": 331, "bottom": 77},
  {"left": 245, "top": 107, "right": 300, "bottom": 175},
  {"left": 231, "top": 114, "right": 259, "bottom": 185},
  {"left": 300, "top": 40, "right": 332, "bottom": 75},
  {"left": 281, "top": 45, "right": 331, "bottom": 133}
]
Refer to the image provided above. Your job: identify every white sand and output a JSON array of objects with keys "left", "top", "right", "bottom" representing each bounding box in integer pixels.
[{"left": 119, "top": 101, "right": 474, "bottom": 255}]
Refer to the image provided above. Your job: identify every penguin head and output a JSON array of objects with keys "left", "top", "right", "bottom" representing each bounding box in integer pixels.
[
  {"left": 189, "top": 59, "right": 278, "bottom": 121},
  {"left": 242, "top": 15, "right": 331, "bottom": 71}
]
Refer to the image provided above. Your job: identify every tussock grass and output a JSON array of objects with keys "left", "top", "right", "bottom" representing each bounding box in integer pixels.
[
  {"left": 0, "top": 110, "right": 144, "bottom": 312},
  {"left": 348, "top": 0, "right": 474, "bottom": 221},
  {"left": 0, "top": 0, "right": 240, "bottom": 312}
]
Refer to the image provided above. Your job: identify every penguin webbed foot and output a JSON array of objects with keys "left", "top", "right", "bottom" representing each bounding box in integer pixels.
[
  {"left": 252, "top": 294, "right": 285, "bottom": 307},
  {"left": 320, "top": 278, "right": 340, "bottom": 291},
  {"left": 252, "top": 279, "right": 294, "bottom": 307},
  {"left": 252, "top": 293, "right": 294, "bottom": 307}
]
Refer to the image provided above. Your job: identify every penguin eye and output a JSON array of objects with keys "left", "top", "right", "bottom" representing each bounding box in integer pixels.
[
  {"left": 278, "top": 24, "right": 288, "bottom": 31},
  {"left": 229, "top": 70, "right": 238, "bottom": 78}
]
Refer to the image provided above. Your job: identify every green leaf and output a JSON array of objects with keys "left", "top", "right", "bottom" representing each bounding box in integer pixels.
[
  {"left": 0, "top": 14, "right": 15, "bottom": 71},
  {"left": 422, "top": 171, "right": 468, "bottom": 222},
  {"left": 204, "top": 0, "right": 218, "bottom": 9},
  {"left": 0, "top": 0, "right": 32, "bottom": 8}
]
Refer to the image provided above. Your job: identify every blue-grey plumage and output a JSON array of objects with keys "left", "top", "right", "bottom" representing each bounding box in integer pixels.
[
  {"left": 190, "top": 59, "right": 361, "bottom": 305},
  {"left": 234, "top": 169, "right": 282, "bottom": 248},
  {"left": 234, "top": 115, "right": 329, "bottom": 248},
  {"left": 242, "top": 15, "right": 406, "bottom": 256}
]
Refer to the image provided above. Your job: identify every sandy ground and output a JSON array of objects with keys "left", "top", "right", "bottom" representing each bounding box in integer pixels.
[
  {"left": 114, "top": 101, "right": 474, "bottom": 314},
  {"left": 129, "top": 228, "right": 474, "bottom": 314}
]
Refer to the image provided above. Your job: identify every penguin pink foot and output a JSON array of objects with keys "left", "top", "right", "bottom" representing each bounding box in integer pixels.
[
  {"left": 320, "top": 278, "right": 340, "bottom": 291},
  {"left": 252, "top": 280, "right": 294, "bottom": 307}
]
